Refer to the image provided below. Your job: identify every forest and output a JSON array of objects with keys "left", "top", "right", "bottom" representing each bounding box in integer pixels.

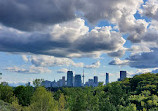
[{"left": 0, "top": 73, "right": 158, "bottom": 111}]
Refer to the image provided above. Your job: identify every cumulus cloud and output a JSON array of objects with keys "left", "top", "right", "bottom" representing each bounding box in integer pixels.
[
  {"left": 0, "top": 18, "right": 126, "bottom": 58},
  {"left": 4, "top": 66, "right": 51, "bottom": 74},
  {"left": 107, "top": 49, "right": 126, "bottom": 57},
  {"left": 57, "top": 68, "right": 68, "bottom": 73},
  {"left": 127, "top": 48, "right": 158, "bottom": 68},
  {"left": 109, "top": 58, "right": 129, "bottom": 66},
  {"left": 84, "top": 61, "right": 100, "bottom": 69},
  {"left": 27, "top": 55, "right": 84, "bottom": 67},
  {"left": 139, "top": 0, "right": 158, "bottom": 21},
  {"left": 0, "top": 0, "right": 144, "bottom": 31},
  {"left": 0, "top": 0, "right": 76, "bottom": 31}
]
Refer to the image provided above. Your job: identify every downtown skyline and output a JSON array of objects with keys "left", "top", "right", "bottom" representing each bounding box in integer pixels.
[{"left": 0, "top": 0, "right": 158, "bottom": 86}]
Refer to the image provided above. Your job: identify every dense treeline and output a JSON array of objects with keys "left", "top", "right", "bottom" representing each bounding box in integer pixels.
[{"left": 0, "top": 73, "right": 158, "bottom": 111}]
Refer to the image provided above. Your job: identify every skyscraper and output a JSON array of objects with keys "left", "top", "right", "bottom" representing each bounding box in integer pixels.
[
  {"left": 120, "top": 71, "right": 126, "bottom": 81},
  {"left": 106, "top": 73, "right": 109, "bottom": 85},
  {"left": 94, "top": 76, "right": 98, "bottom": 86},
  {"left": 74, "top": 75, "right": 82, "bottom": 87},
  {"left": 82, "top": 69, "right": 85, "bottom": 86},
  {"left": 67, "top": 71, "right": 73, "bottom": 87},
  {"left": 62, "top": 76, "right": 65, "bottom": 86}
]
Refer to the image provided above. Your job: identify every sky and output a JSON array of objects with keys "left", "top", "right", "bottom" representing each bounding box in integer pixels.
[{"left": 0, "top": 0, "right": 158, "bottom": 86}]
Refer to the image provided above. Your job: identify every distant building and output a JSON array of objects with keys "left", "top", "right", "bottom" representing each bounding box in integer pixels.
[
  {"left": 67, "top": 71, "right": 73, "bottom": 87},
  {"left": 51, "top": 80, "right": 58, "bottom": 87},
  {"left": 85, "top": 79, "right": 94, "bottom": 87},
  {"left": 120, "top": 71, "right": 127, "bottom": 81},
  {"left": 62, "top": 76, "right": 65, "bottom": 86},
  {"left": 27, "top": 82, "right": 31, "bottom": 86},
  {"left": 57, "top": 79, "right": 63, "bottom": 87},
  {"left": 74, "top": 75, "right": 82, "bottom": 87},
  {"left": 105, "top": 73, "right": 109, "bottom": 85},
  {"left": 94, "top": 76, "right": 98, "bottom": 87},
  {"left": 41, "top": 80, "right": 51, "bottom": 88}
]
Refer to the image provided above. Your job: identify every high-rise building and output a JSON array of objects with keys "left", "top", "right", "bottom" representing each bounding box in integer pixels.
[
  {"left": 120, "top": 71, "right": 127, "bottom": 81},
  {"left": 94, "top": 76, "right": 98, "bottom": 87},
  {"left": 41, "top": 80, "right": 51, "bottom": 88},
  {"left": 74, "top": 75, "right": 82, "bottom": 87},
  {"left": 67, "top": 71, "right": 73, "bottom": 87},
  {"left": 62, "top": 76, "right": 65, "bottom": 86},
  {"left": 106, "top": 73, "right": 109, "bottom": 85},
  {"left": 88, "top": 79, "right": 94, "bottom": 87},
  {"left": 82, "top": 69, "right": 85, "bottom": 86}
]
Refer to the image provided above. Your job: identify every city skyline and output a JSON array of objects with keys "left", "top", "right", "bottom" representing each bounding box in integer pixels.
[
  {"left": 1, "top": 0, "right": 158, "bottom": 86},
  {"left": 33, "top": 70, "right": 126, "bottom": 87}
]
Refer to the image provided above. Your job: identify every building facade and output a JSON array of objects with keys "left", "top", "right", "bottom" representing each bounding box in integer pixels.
[
  {"left": 94, "top": 76, "right": 98, "bottom": 87},
  {"left": 106, "top": 73, "right": 109, "bottom": 85},
  {"left": 67, "top": 71, "right": 73, "bottom": 87},
  {"left": 74, "top": 75, "right": 82, "bottom": 87},
  {"left": 120, "top": 71, "right": 127, "bottom": 81}
]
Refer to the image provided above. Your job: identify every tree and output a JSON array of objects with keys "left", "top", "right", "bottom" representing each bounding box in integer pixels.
[
  {"left": 58, "top": 93, "right": 66, "bottom": 111},
  {"left": 33, "top": 79, "right": 44, "bottom": 87},
  {"left": 0, "top": 83, "right": 14, "bottom": 103},
  {"left": 29, "top": 87, "right": 58, "bottom": 111},
  {"left": 14, "top": 85, "right": 34, "bottom": 106}
]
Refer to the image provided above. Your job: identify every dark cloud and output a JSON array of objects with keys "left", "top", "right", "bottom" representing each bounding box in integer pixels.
[
  {"left": 0, "top": 0, "right": 76, "bottom": 31},
  {"left": 127, "top": 48, "right": 158, "bottom": 68},
  {"left": 0, "top": 19, "right": 126, "bottom": 58},
  {"left": 107, "top": 49, "right": 126, "bottom": 58}
]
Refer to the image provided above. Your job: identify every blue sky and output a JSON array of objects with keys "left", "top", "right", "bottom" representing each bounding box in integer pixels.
[{"left": 0, "top": 0, "right": 158, "bottom": 86}]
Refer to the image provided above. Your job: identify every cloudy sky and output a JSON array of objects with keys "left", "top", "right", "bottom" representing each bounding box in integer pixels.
[{"left": 0, "top": 0, "right": 158, "bottom": 85}]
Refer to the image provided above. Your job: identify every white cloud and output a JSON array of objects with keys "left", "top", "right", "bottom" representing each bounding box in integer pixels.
[
  {"left": 57, "top": 68, "right": 68, "bottom": 73},
  {"left": 109, "top": 58, "right": 129, "bottom": 66},
  {"left": 139, "top": 0, "right": 158, "bottom": 21},
  {"left": 4, "top": 65, "right": 51, "bottom": 74},
  {"left": 84, "top": 61, "right": 100, "bottom": 69},
  {"left": 0, "top": 18, "right": 126, "bottom": 58}
]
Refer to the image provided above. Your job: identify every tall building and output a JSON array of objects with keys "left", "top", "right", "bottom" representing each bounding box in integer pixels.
[
  {"left": 82, "top": 69, "right": 85, "bottom": 86},
  {"left": 67, "top": 71, "right": 73, "bottom": 87},
  {"left": 74, "top": 75, "right": 82, "bottom": 87},
  {"left": 62, "top": 76, "right": 65, "bottom": 86},
  {"left": 94, "top": 76, "right": 98, "bottom": 87},
  {"left": 120, "top": 71, "right": 127, "bottom": 81},
  {"left": 88, "top": 79, "right": 94, "bottom": 87},
  {"left": 41, "top": 80, "right": 51, "bottom": 88},
  {"left": 106, "top": 73, "right": 109, "bottom": 85}
]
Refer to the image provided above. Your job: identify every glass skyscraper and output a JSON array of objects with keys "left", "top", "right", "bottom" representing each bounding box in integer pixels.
[
  {"left": 74, "top": 75, "right": 81, "bottom": 87},
  {"left": 67, "top": 71, "right": 73, "bottom": 87},
  {"left": 120, "top": 71, "right": 127, "bottom": 81},
  {"left": 106, "top": 73, "right": 109, "bottom": 85}
]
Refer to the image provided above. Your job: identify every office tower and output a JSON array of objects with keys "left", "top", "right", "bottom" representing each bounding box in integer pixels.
[
  {"left": 106, "top": 73, "right": 109, "bottom": 85},
  {"left": 74, "top": 75, "right": 82, "bottom": 87},
  {"left": 0, "top": 73, "right": 2, "bottom": 80},
  {"left": 88, "top": 79, "right": 94, "bottom": 87},
  {"left": 67, "top": 71, "right": 73, "bottom": 87},
  {"left": 82, "top": 69, "right": 85, "bottom": 86},
  {"left": 62, "top": 76, "right": 65, "bottom": 86},
  {"left": 41, "top": 80, "right": 51, "bottom": 88},
  {"left": 120, "top": 71, "right": 127, "bottom": 81},
  {"left": 94, "top": 76, "right": 98, "bottom": 87}
]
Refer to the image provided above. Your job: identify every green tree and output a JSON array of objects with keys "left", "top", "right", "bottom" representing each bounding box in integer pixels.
[
  {"left": 33, "top": 79, "right": 44, "bottom": 87},
  {"left": 0, "top": 83, "right": 14, "bottom": 103},
  {"left": 29, "top": 87, "right": 58, "bottom": 111},
  {"left": 58, "top": 93, "right": 66, "bottom": 111},
  {"left": 14, "top": 85, "right": 34, "bottom": 106}
]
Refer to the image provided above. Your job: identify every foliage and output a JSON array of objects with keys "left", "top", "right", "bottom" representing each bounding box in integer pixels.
[
  {"left": 14, "top": 86, "right": 34, "bottom": 106},
  {"left": 0, "top": 73, "right": 158, "bottom": 111},
  {"left": 33, "top": 79, "right": 44, "bottom": 87},
  {"left": 0, "top": 83, "right": 14, "bottom": 103}
]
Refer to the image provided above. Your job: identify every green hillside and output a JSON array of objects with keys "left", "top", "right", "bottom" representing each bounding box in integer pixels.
[{"left": 0, "top": 73, "right": 158, "bottom": 111}]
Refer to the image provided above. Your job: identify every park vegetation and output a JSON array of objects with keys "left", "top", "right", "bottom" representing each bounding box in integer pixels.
[{"left": 0, "top": 73, "right": 158, "bottom": 111}]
